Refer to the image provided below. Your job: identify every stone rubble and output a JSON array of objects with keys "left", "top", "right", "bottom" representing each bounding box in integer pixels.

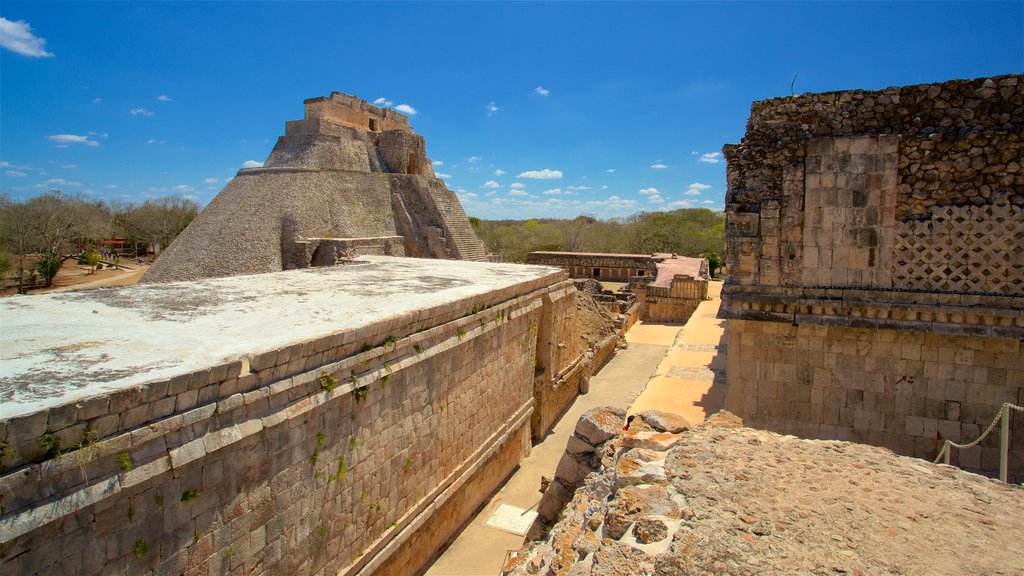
[{"left": 505, "top": 410, "right": 1024, "bottom": 576}]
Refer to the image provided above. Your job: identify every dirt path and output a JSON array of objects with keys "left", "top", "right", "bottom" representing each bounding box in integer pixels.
[{"left": 627, "top": 281, "right": 726, "bottom": 425}]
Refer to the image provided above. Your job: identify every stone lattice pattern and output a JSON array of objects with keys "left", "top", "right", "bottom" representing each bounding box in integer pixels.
[
  {"left": 721, "top": 74, "right": 1024, "bottom": 481},
  {"left": 894, "top": 195, "right": 1024, "bottom": 295}
]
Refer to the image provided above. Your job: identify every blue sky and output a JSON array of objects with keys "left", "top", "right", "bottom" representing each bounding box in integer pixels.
[{"left": 1, "top": 2, "right": 1021, "bottom": 220}]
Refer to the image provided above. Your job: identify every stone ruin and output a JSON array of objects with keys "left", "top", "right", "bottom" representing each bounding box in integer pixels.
[
  {"left": 525, "top": 251, "right": 709, "bottom": 324},
  {"left": 141, "top": 92, "right": 486, "bottom": 284},
  {"left": 719, "top": 74, "right": 1023, "bottom": 480}
]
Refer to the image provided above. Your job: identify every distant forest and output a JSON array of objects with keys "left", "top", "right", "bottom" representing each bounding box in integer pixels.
[{"left": 470, "top": 208, "right": 725, "bottom": 271}]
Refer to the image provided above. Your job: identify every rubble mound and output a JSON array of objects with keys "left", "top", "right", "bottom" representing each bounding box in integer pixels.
[
  {"left": 506, "top": 411, "right": 1024, "bottom": 576},
  {"left": 575, "top": 288, "right": 617, "bottom": 348}
]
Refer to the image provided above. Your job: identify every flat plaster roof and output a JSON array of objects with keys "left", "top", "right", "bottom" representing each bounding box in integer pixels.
[{"left": 0, "top": 256, "right": 562, "bottom": 419}]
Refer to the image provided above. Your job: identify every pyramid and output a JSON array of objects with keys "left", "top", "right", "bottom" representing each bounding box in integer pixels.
[{"left": 141, "top": 92, "right": 486, "bottom": 283}]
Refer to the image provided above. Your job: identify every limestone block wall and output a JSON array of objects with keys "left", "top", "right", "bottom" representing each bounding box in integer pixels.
[
  {"left": 0, "top": 259, "right": 573, "bottom": 576},
  {"left": 721, "top": 74, "right": 1023, "bottom": 479},
  {"left": 304, "top": 93, "right": 410, "bottom": 133},
  {"left": 637, "top": 276, "right": 708, "bottom": 323},
  {"left": 726, "top": 320, "right": 1023, "bottom": 481}
]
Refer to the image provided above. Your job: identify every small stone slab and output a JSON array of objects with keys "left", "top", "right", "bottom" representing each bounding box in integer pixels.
[
  {"left": 621, "top": 431, "right": 683, "bottom": 452},
  {"left": 574, "top": 406, "right": 626, "bottom": 446},
  {"left": 636, "top": 409, "right": 691, "bottom": 434}
]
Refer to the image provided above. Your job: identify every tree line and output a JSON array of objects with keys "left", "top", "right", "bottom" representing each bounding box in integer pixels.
[
  {"left": 470, "top": 208, "right": 725, "bottom": 274},
  {"left": 0, "top": 191, "right": 199, "bottom": 292}
]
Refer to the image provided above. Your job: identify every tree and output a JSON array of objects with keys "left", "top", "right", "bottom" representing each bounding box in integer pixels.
[{"left": 122, "top": 197, "right": 199, "bottom": 254}]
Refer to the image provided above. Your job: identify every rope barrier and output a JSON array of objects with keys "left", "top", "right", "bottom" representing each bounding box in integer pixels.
[{"left": 934, "top": 403, "right": 1023, "bottom": 482}]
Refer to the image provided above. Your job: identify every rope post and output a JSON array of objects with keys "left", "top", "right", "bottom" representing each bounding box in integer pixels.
[
  {"left": 943, "top": 443, "right": 950, "bottom": 466},
  {"left": 999, "top": 403, "right": 1010, "bottom": 483}
]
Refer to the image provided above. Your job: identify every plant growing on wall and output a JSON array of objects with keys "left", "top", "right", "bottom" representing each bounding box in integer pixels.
[
  {"left": 117, "top": 451, "right": 133, "bottom": 472},
  {"left": 319, "top": 373, "right": 338, "bottom": 392},
  {"left": 40, "top": 432, "right": 62, "bottom": 460}
]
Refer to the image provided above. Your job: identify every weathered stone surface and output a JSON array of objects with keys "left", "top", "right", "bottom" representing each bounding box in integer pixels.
[
  {"left": 604, "top": 485, "right": 675, "bottom": 539},
  {"left": 621, "top": 431, "right": 683, "bottom": 451},
  {"left": 575, "top": 406, "right": 626, "bottom": 446},
  {"left": 632, "top": 517, "right": 669, "bottom": 544},
  {"left": 635, "top": 410, "right": 691, "bottom": 434},
  {"left": 614, "top": 448, "right": 667, "bottom": 488},
  {"left": 565, "top": 434, "right": 596, "bottom": 454},
  {"left": 503, "top": 411, "right": 1024, "bottom": 576}
]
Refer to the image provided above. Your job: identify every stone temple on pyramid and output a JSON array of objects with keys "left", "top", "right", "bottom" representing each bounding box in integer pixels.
[{"left": 141, "top": 92, "right": 487, "bottom": 283}]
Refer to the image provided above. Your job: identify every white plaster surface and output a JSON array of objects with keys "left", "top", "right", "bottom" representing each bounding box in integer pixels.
[{"left": 1, "top": 256, "right": 560, "bottom": 419}]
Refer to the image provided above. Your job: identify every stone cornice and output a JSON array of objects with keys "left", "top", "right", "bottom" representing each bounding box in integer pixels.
[{"left": 719, "top": 284, "right": 1024, "bottom": 339}]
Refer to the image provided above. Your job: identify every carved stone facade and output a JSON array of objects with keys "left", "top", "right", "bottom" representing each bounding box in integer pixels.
[
  {"left": 720, "top": 75, "right": 1023, "bottom": 480},
  {"left": 142, "top": 92, "right": 486, "bottom": 284}
]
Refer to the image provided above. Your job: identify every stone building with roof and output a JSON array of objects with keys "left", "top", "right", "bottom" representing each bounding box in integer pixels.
[{"left": 526, "top": 251, "right": 709, "bottom": 323}]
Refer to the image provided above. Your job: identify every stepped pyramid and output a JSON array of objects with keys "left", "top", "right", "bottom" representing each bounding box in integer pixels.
[{"left": 141, "top": 92, "right": 486, "bottom": 283}]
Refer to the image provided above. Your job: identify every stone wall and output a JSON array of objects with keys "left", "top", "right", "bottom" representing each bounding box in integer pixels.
[
  {"left": 0, "top": 258, "right": 578, "bottom": 575},
  {"left": 721, "top": 74, "right": 1023, "bottom": 480},
  {"left": 525, "top": 252, "right": 657, "bottom": 282},
  {"left": 637, "top": 276, "right": 708, "bottom": 323}
]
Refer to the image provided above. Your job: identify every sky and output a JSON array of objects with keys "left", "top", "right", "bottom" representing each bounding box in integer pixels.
[{"left": 1, "top": 2, "right": 1021, "bottom": 221}]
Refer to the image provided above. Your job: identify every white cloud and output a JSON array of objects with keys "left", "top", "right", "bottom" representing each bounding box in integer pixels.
[
  {"left": 638, "top": 187, "right": 659, "bottom": 195},
  {"left": 685, "top": 182, "right": 712, "bottom": 195},
  {"left": 667, "top": 199, "right": 695, "bottom": 209},
  {"left": 601, "top": 185, "right": 608, "bottom": 190},
  {"left": 494, "top": 169, "right": 505, "bottom": 176},
  {"left": 486, "top": 102, "right": 499, "bottom": 114},
  {"left": 648, "top": 195, "right": 664, "bottom": 203},
  {"left": 48, "top": 134, "right": 99, "bottom": 147},
  {"left": 535, "top": 86, "right": 550, "bottom": 96},
  {"left": 91, "top": 98, "right": 102, "bottom": 104},
  {"left": 482, "top": 180, "right": 500, "bottom": 189},
  {"left": 373, "top": 97, "right": 394, "bottom": 108},
  {"left": 543, "top": 188, "right": 562, "bottom": 195},
  {"left": 104, "top": 184, "right": 119, "bottom": 189},
  {"left": 203, "top": 178, "right": 219, "bottom": 184},
  {"left": 691, "top": 150, "right": 698, "bottom": 155},
  {"left": 0, "top": 18, "right": 54, "bottom": 57},
  {"left": 699, "top": 152, "right": 722, "bottom": 164},
  {"left": 508, "top": 190, "right": 528, "bottom": 197},
  {"left": 432, "top": 160, "right": 443, "bottom": 166},
  {"left": 567, "top": 185, "right": 591, "bottom": 191},
  {"left": 394, "top": 103, "right": 417, "bottom": 115},
  {"left": 650, "top": 163, "right": 668, "bottom": 169},
  {"left": 608, "top": 195, "right": 621, "bottom": 202},
  {"left": 459, "top": 191, "right": 478, "bottom": 199},
  {"left": 146, "top": 139, "right": 167, "bottom": 145},
  {"left": 6, "top": 170, "right": 27, "bottom": 177},
  {"left": 606, "top": 168, "right": 616, "bottom": 173},
  {"left": 173, "top": 184, "right": 194, "bottom": 194},
  {"left": 467, "top": 156, "right": 481, "bottom": 163},
  {"left": 60, "top": 164, "right": 77, "bottom": 169},
  {"left": 45, "top": 178, "right": 82, "bottom": 187},
  {"left": 242, "top": 160, "right": 263, "bottom": 168},
  {"left": 518, "top": 168, "right": 562, "bottom": 179},
  {"left": 0, "top": 162, "right": 9, "bottom": 168},
  {"left": 702, "top": 200, "right": 715, "bottom": 205},
  {"left": 131, "top": 107, "right": 154, "bottom": 117},
  {"left": 157, "top": 95, "right": 172, "bottom": 102},
  {"left": 509, "top": 182, "right": 526, "bottom": 189},
  {"left": 436, "top": 172, "right": 452, "bottom": 179}
]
